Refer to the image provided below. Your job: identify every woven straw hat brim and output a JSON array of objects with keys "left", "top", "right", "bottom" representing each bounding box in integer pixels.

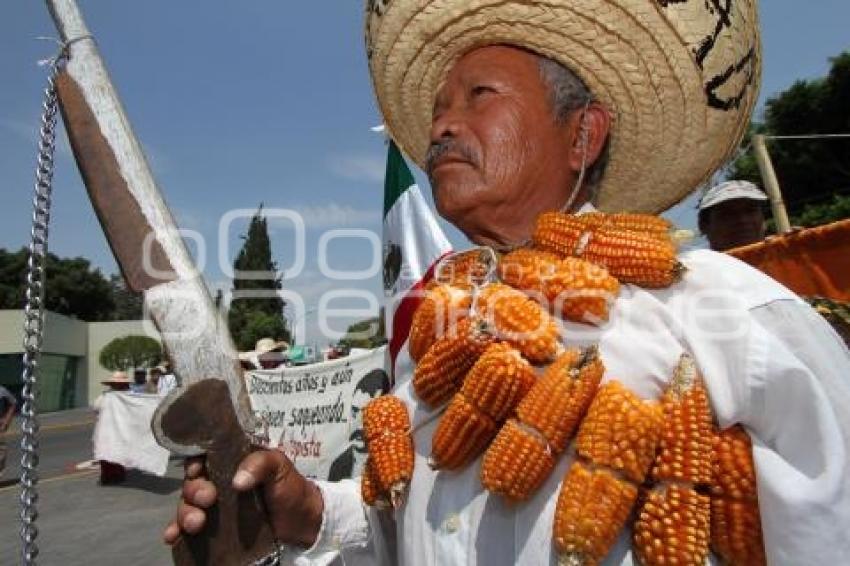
[{"left": 366, "top": 0, "right": 761, "bottom": 214}]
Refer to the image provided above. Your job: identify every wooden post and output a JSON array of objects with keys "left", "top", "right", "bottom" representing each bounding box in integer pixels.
[{"left": 752, "top": 134, "right": 793, "bottom": 233}]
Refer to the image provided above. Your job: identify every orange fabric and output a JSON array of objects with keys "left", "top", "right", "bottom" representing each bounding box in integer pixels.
[{"left": 727, "top": 219, "right": 850, "bottom": 301}]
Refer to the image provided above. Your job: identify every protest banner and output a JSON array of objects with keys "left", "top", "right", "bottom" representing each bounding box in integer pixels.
[{"left": 245, "top": 346, "right": 390, "bottom": 480}]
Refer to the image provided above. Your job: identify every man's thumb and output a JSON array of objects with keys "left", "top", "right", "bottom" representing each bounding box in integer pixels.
[{"left": 232, "top": 450, "right": 291, "bottom": 491}]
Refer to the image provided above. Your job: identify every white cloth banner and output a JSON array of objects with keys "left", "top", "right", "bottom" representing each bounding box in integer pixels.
[
  {"left": 246, "top": 347, "right": 390, "bottom": 481},
  {"left": 93, "top": 392, "right": 170, "bottom": 476}
]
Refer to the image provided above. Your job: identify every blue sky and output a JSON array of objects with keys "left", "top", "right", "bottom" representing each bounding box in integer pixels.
[{"left": 1, "top": 1, "right": 848, "bottom": 344}]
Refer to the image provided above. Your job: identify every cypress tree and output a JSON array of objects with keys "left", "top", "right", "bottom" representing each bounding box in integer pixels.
[{"left": 228, "top": 206, "right": 291, "bottom": 350}]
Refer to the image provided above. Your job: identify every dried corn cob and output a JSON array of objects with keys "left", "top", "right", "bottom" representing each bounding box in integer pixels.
[
  {"left": 435, "top": 247, "right": 496, "bottom": 288},
  {"left": 710, "top": 498, "right": 766, "bottom": 566},
  {"left": 481, "top": 347, "right": 603, "bottom": 502},
  {"left": 553, "top": 461, "right": 639, "bottom": 566},
  {"left": 499, "top": 248, "right": 619, "bottom": 324},
  {"left": 460, "top": 343, "right": 537, "bottom": 422},
  {"left": 532, "top": 211, "right": 684, "bottom": 288},
  {"left": 710, "top": 426, "right": 766, "bottom": 566},
  {"left": 363, "top": 395, "right": 414, "bottom": 508},
  {"left": 480, "top": 418, "right": 555, "bottom": 502},
  {"left": 711, "top": 425, "right": 758, "bottom": 501},
  {"left": 516, "top": 347, "right": 603, "bottom": 453},
  {"left": 430, "top": 344, "right": 535, "bottom": 470},
  {"left": 412, "top": 317, "right": 493, "bottom": 407},
  {"left": 430, "top": 394, "right": 499, "bottom": 470},
  {"left": 576, "top": 380, "right": 663, "bottom": 484},
  {"left": 361, "top": 458, "right": 390, "bottom": 509},
  {"left": 408, "top": 284, "right": 472, "bottom": 363},
  {"left": 476, "top": 283, "right": 561, "bottom": 364},
  {"left": 632, "top": 354, "right": 714, "bottom": 565},
  {"left": 651, "top": 354, "right": 714, "bottom": 486},
  {"left": 575, "top": 212, "right": 673, "bottom": 240},
  {"left": 633, "top": 485, "right": 711, "bottom": 566}
]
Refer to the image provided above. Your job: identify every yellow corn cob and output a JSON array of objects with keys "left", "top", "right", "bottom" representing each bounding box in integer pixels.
[
  {"left": 516, "top": 347, "right": 604, "bottom": 453},
  {"left": 480, "top": 418, "right": 556, "bottom": 502},
  {"left": 553, "top": 461, "right": 639, "bottom": 566},
  {"left": 710, "top": 426, "right": 766, "bottom": 566},
  {"left": 532, "top": 211, "right": 684, "bottom": 288},
  {"left": 576, "top": 380, "right": 664, "bottom": 484},
  {"left": 412, "top": 317, "right": 493, "bottom": 407},
  {"left": 430, "top": 344, "right": 535, "bottom": 470},
  {"left": 710, "top": 498, "right": 766, "bottom": 566},
  {"left": 460, "top": 343, "right": 537, "bottom": 422},
  {"left": 361, "top": 458, "right": 390, "bottom": 509},
  {"left": 408, "top": 284, "right": 472, "bottom": 363},
  {"left": 499, "top": 249, "right": 620, "bottom": 324},
  {"left": 430, "top": 394, "right": 499, "bottom": 470},
  {"left": 363, "top": 395, "right": 414, "bottom": 508},
  {"left": 435, "top": 248, "right": 496, "bottom": 288},
  {"left": 575, "top": 212, "right": 673, "bottom": 240},
  {"left": 711, "top": 425, "right": 758, "bottom": 500},
  {"left": 651, "top": 354, "right": 714, "bottom": 486},
  {"left": 476, "top": 283, "right": 562, "bottom": 364},
  {"left": 633, "top": 485, "right": 711, "bottom": 566}
]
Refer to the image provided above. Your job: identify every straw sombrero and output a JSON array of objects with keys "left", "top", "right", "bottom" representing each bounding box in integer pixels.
[
  {"left": 238, "top": 338, "right": 290, "bottom": 362},
  {"left": 101, "top": 371, "right": 130, "bottom": 385},
  {"left": 365, "top": 0, "right": 761, "bottom": 214}
]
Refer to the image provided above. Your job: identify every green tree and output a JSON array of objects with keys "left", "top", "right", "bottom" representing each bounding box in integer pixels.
[
  {"left": 109, "top": 274, "right": 144, "bottom": 320},
  {"left": 227, "top": 207, "right": 290, "bottom": 350},
  {"left": 731, "top": 51, "right": 850, "bottom": 225},
  {"left": 0, "top": 248, "right": 115, "bottom": 321},
  {"left": 99, "top": 335, "right": 162, "bottom": 371},
  {"left": 339, "top": 315, "right": 386, "bottom": 349}
]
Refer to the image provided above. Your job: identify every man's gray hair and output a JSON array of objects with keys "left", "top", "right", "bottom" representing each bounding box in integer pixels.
[{"left": 537, "top": 55, "right": 610, "bottom": 201}]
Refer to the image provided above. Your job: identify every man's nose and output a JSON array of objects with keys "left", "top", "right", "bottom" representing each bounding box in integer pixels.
[{"left": 430, "top": 104, "right": 465, "bottom": 144}]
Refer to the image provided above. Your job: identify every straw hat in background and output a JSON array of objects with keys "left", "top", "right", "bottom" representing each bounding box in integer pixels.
[
  {"left": 101, "top": 371, "right": 130, "bottom": 386},
  {"left": 365, "top": 0, "right": 762, "bottom": 214},
  {"left": 238, "top": 338, "right": 290, "bottom": 362}
]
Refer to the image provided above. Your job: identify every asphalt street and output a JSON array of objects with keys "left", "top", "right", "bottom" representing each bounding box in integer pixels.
[{"left": 1, "top": 408, "right": 182, "bottom": 565}]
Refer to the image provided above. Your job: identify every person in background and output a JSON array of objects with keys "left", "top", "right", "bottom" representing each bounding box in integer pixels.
[
  {"left": 0, "top": 384, "right": 17, "bottom": 479},
  {"left": 154, "top": 362, "right": 179, "bottom": 397},
  {"left": 93, "top": 371, "right": 131, "bottom": 485},
  {"left": 698, "top": 180, "right": 770, "bottom": 251},
  {"left": 145, "top": 367, "right": 160, "bottom": 394},
  {"left": 239, "top": 338, "right": 289, "bottom": 371},
  {"left": 130, "top": 368, "right": 148, "bottom": 394}
]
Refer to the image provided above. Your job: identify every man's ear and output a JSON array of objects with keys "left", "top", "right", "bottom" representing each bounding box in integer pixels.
[{"left": 567, "top": 102, "right": 611, "bottom": 173}]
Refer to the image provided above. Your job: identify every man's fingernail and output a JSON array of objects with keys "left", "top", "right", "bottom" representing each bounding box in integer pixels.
[{"left": 233, "top": 470, "right": 254, "bottom": 490}]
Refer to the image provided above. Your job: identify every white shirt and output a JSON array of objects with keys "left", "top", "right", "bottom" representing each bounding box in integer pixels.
[
  {"left": 157, "top": 373, "right": 178, "bottom": 397},
  {"left": 289, "top": 250, "right": 850, "bottom": 565}
]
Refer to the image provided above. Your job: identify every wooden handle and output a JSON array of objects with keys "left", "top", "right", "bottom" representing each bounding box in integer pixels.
[{"left": 159, "top": 380, "right": 278, "bottom": 566}]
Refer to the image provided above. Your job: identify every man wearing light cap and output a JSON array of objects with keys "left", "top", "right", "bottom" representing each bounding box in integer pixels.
[
  {"left": 699, "top": 180, "right": 770, "bottom": 252},
  {"left": 166, "top": 1, "right": 850, "bottom": 564}
]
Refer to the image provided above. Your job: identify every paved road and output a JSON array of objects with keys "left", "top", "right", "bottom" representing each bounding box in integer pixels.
[{"left": 1, "top": 409, "right": 182, "bottom": 565}]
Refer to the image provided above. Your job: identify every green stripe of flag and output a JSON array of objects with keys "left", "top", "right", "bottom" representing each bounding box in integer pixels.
[{"left": 383, "top": 140, "right": 416, "bottom": 218}]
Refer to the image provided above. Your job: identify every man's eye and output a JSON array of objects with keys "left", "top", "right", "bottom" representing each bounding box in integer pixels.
[{"left": 471, "top": 85, "right": 495, "bottom": 97}]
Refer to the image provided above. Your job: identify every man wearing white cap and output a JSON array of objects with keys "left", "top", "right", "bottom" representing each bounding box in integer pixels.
[
  {"left": 699, "top": 180, "right": 770, "bottom": 252},
  {"left": 166, "top": 1, "right": 850, "bottom": 564}
]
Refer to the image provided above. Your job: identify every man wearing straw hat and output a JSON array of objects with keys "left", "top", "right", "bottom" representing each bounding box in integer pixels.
[{"left": 166, "top": 1, "right": 850, "bottom": 563}]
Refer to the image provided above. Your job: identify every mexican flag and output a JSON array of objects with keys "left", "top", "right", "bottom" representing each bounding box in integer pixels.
[{"left": 381, "top": 140, "right": 451, "bottom": 380}]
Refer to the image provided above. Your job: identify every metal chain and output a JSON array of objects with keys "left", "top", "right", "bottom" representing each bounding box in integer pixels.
[{"left": 20, "top": 58, "right": 64, "bottom": 566}]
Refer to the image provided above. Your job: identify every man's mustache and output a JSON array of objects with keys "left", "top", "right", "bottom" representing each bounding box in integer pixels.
[{"left": 425, "top": 138, "right": 480, "bottom": 174}]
